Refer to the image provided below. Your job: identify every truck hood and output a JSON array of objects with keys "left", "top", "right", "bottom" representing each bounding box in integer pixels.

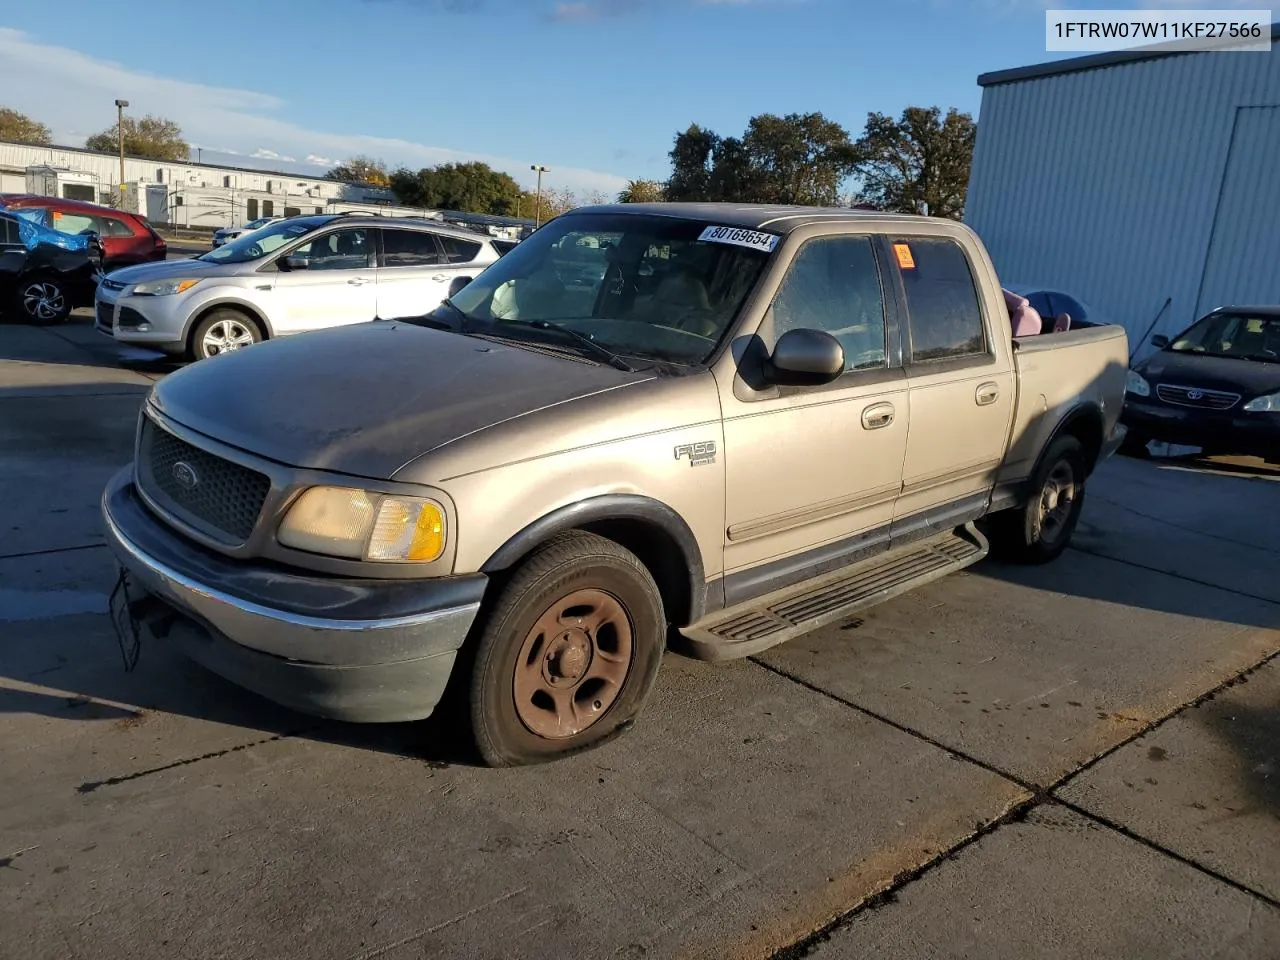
[
  {"left": 148, "top": 322, "right": 651, "bottom": 479},
  {"left": 1136, "top": 350, "right": 1280, "bottom": 398}
]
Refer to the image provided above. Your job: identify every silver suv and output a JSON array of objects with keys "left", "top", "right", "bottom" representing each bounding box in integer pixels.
[{"left": 95, "top": 214, "right": 501, "bottom": 360}]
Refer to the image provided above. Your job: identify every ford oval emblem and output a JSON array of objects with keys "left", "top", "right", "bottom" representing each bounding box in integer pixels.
[
  {"left": 172, "top": 461, "right": 199, "bottom": 490},
  {"left": 1186, "top": 389, "right": 1204, "bottom": 400}
]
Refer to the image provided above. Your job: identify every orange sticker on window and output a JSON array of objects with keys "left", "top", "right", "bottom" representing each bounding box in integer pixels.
[{"left": 893, "top": 243, "right": 915, "bottom": 269}]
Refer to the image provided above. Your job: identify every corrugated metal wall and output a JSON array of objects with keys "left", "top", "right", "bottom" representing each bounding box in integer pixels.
[{"left": 965, "top": 46, "right": 1280, "bottom": 355}]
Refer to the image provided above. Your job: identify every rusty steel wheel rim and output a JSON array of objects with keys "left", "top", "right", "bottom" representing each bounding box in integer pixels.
[{"left": 512, "top": 588, "right": 635, "bottom": 740}]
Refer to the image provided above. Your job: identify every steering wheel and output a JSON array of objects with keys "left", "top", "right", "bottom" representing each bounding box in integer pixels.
[{"left": 245, "top": 243, "right": 264, "bottom": 258}]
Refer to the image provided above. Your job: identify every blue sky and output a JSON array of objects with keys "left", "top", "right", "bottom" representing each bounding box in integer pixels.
[{"left": 0, "top": 1, "right": 1255, "bottom": 194}]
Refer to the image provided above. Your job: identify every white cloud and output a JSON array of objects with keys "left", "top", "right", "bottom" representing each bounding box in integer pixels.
[
  {"left": 0, "top": 27, "right": 627, "bottom": 195},
  {"left": 304, "top": 153, "right": 335, "bottom": 166}
]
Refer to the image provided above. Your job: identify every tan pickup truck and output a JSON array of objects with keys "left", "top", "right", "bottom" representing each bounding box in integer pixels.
[{"left": 101, "top": 203, "right": 1129, "bottom": 766}]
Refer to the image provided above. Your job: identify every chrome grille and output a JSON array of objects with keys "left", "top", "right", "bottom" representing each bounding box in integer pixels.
[
  {"left": 137, "top": 418, "right": 270, "bottom": 543},
  {"left": 1155, "top": 383, "right": 1240, "bottom": 411},
  {"left": 100, "top": 278, "right": 127, "bottom": 292}
]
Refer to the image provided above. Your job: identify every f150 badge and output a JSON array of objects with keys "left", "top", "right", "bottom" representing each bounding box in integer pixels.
[{"left": 674, "top": 441, "right": 717, "bottom": 467}]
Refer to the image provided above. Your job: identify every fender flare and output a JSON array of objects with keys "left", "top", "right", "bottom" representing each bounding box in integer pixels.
[
  {"left": 1039, "top": 400, "right": 1106, "bottom": 478},
  {"left": 481, "top": 494, "right": 707, "bottom": 622}
]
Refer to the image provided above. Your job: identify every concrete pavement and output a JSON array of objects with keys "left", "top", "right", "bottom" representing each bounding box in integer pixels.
[{"left": 1, "top": 317, "right": 1277, "bottom": 960}]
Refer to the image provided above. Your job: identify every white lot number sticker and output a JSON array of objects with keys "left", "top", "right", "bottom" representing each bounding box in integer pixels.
[{"left": 698, "top": 225, "right": 780, "bottom": 253}]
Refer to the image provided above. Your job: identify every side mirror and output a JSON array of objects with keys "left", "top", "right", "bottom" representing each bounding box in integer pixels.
[
  {"left": 281, "top": 255, "right": 310, "bottom": 271},
  {"left": 1150, "top": 334, "right": 1169, "bottom": 349},
  {"left": 768, "top": 329, "right": 845, "bottom": 386},
  {"left": 448, "top": 275, "right": 473, "bottom": 299}
]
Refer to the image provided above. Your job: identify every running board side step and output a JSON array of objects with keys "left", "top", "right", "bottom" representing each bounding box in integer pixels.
[{"left": 677, "top": 523, "right": 989, "bottom": 662}]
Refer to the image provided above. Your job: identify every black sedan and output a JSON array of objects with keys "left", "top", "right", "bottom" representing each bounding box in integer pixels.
[
  {"left": 0, "top": 209, "right": 103, "bottom": 324},
  {"left": 1122, "top": 306, "right": 1280, "bottom": 461}
]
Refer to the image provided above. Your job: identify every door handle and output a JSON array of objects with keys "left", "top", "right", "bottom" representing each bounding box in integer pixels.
[
  {"left": 862, "top": 402, "right": 895, "bottom": 430},
  {"left": 347, "top": 277, "right": 371, "bottom": 286},
  {"left": 976, "top": 382, "right": 1000, "bottom": 406},
  {"left": 432, "top": 274, "right": 450, "bottom": 282}
]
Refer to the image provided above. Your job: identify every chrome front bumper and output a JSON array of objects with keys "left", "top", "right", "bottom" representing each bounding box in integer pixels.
[{"left": 101, "top": 467, "right": 485, "bottom": 722}]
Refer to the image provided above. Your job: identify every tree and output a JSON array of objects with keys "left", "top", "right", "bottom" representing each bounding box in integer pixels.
[
  {"left": 851, "top": 106, "right": 976, "bottom": 220},
  {"left": 0, "top": 107, "right": 52, "bottom": 145},
  {"left": 663, "top": 113, "right": 857, "bottom": 205},
  {"left": 389, "top": 161, "right": 526, "bottom": 215},
  {"left": 85, "top": 114, "right": 190, "bottom": 161},
  {"left": 327, "top": 156, "right": 390, "bottom": 186},
  {"left": 665, "top": 124, "right": 718, "bottom": 201},
  {"left": 618, "top": 179, "right": 665, "bottom": 203}
]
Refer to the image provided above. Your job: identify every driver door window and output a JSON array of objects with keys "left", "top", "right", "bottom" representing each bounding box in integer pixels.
[
  {"left": 290, "top": 229, "right": 370, "bottom": 270},
  {"left": 770, "top": 236, "right": 888, "bottom": 373}
]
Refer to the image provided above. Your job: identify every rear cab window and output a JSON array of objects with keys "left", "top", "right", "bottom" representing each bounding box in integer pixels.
[
  {"left": 438, "top": 235, "right": 483, "bottom": 264},
  {"left": 890, "top": 237, "right": 989, "bottom": 363}
]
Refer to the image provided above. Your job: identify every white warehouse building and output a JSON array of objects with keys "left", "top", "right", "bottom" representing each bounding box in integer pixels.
[
  {"left": 0, "top": 140, "right": 403, "bottom": 228},
  {"left": 964, "top": 24, "right": 1280, "bottom": 356}
]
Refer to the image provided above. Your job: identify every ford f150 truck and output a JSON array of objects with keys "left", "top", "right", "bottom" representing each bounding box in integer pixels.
[{"left": 101, "top": 203, "right": 1129, "bottom": 766}]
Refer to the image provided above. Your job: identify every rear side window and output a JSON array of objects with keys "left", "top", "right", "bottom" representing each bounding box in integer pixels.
[
  {"left": 99, "top": 216, "right": 136, "bottom": 237},
  {"left": 0, "top": 215, "right": 18, "bottom": 245},
  {"left": 894, "top": 237, "right": 986, "bottom": 362},
  {"left": 382, "top": 229, "right": 443, "bottom": 267},
  {"left": 437, "top": 235, "right": 482, "bottom": 264}
]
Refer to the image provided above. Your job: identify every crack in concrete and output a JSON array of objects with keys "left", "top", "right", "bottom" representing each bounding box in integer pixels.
[
  {"left": 1067, "top": 543, "right": 1280, "bottom": 608},
  {"left": 0, "top": 542, "right": 106, "bottom": 562},
  {"left": 757, "top": 646, "right": 1280, "bottom": 958},
  {"left": 76, "top": 727, "right": 317, "bottom": 794}
]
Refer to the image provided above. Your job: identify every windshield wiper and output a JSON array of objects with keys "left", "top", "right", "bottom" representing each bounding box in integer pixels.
[{"left": 522, "top": 320, "right": 635, "bottom": 372}]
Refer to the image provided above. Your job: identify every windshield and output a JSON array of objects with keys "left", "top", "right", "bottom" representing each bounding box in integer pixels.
[
  {"left": 199, "top": 218, "right": 321, "bottom": 264},
  {"left": 1169, "top": 312, "right": 1280, "bottom": 362},
  {"left": 447, "top": 213, "right": 777, "bottom": 365}
]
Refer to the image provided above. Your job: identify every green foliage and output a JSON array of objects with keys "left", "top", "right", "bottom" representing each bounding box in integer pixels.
[
  {"left": 665, "top": 113, "right": 858, "bottom": 206},
  {"left": 85, "top": 114, "right": 190, "bottom": 162},
  {"left": 0, "top": 107, "right": 52, "bottom": 145},
  {"left": 389, "top": 161, "right": 529, "bottom": 215},
  {"left": 326, "top": 156, "right": 390, "bottom": 186},
  {"left": 617, "top": 179, "right": 666, "bottom": 203},
  {"left": 851, "top": 106, "right": 976, "bottom": 219}
]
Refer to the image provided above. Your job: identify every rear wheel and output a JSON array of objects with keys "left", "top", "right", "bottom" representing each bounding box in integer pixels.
[
  {"left": 990, "top": 435, "right": 1086, "bottom": 565},
  {"left": 16, "top": 276, "right": 71, "bottom": 325},
  {"left": 467, "top": 531, "right": 666, "bottom": 767},
  {"left": 189, "top": 309, "right": 263, "bottom": 361}
]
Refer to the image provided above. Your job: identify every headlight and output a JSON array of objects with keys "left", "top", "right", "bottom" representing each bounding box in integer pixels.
[
  {"left": 277, "top": 486, "right": 446, "bottom": 562},
  {"left": 1243, "top": 392, "right": 1280, "bottom": 413},
  {"left": 1125, "top": 370, "right": 1151, "bottom": 397},
  {"left": 132, "top": 278, "right": 202, "bottom": 296}
]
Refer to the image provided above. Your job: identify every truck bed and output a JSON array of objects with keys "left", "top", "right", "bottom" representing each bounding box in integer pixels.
[{"left": 999, "top": 323, "right": 1130, "bottom": 487}]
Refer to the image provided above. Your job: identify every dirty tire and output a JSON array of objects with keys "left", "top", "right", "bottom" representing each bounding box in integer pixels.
[
  {"left": 189, "top": 308, "right": 263, "bottom": 361},
  {"left": 468, "top": 531, "right": 665, "bottom": 767},
  {"left": 990, "top": 434, "right": 1086, "bottom": 565},
  {"left": 16, "top": 275, "right": 72, "bottom": 325}
]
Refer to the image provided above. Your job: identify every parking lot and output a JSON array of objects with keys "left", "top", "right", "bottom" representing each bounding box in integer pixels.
[{"left": 2, "top": 300, "right": 1278, "bottom": 958}]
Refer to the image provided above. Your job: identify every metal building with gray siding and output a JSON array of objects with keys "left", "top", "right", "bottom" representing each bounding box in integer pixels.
[{"left": 964, "top": 25, "right": 1279, "bottom": 355}]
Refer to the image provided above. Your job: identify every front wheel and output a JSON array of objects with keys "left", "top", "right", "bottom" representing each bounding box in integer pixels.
[
  {"left": 189, "top": 309, "right": 263, "bottom": 360},
  {"left": 467, "top": 531, "right": 666, "bottom": 767},
  {"left": 16, "top": 276, "right": 71, "bottom": 325},
  {"left": 990, "top": 435, "right": 1086, "bottom": 565}
]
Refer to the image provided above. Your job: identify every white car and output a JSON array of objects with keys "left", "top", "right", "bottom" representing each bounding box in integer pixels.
[
  {"left": 96, "top": 214, "right": 501, "bottom": 360},
  {"left": 212, "top": 216, "right": 285, "bottom": 248}
]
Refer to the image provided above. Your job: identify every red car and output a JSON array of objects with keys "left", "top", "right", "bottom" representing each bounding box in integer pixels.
[{"left": 0, "top": 194, "right": 166, "bottom": 270}]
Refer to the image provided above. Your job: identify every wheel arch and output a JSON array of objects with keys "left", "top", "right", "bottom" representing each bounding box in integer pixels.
[
  {"left": 480, "top": 495, "right": 708, "bottom": 628},
  {"left": 1044, "top": 401, "right": 1106, "bottom": 475},
  {"left": 185, "top": 299, "right": 274, "bottom": 346}
]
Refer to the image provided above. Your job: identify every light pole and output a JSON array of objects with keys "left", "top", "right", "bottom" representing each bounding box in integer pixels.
[
  {"left": 114, "top": 100, "right": 129, "bottom": 208},
  {"left": 530, "top": 164, "right": 549, "bottom": 227}
]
